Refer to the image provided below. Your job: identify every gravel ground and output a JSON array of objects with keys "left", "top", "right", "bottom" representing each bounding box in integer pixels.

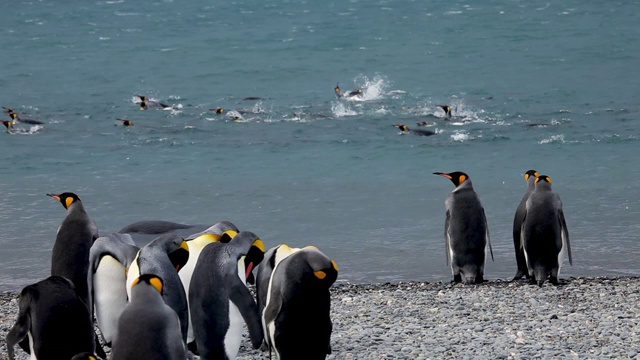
[{"left": 2, "top": 277, "right": 639, "bottom": 359}]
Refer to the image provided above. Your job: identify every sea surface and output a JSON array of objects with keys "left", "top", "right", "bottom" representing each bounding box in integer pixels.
[{"left": 1, "top": 0, "right": 639, "bottom": 291}]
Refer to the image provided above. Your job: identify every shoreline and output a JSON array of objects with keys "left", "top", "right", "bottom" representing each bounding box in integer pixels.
[{"left": 2, "top": 276, "right": 639, "bottom": 359}]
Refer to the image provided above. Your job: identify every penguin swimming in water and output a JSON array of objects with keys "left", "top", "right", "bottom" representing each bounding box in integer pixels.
[
  {"left": 88, "top": 233, "right": 139, "bottom": 347},
  {"left": 393, "top": 124, "right": 436, "bottom": 136},
  {"left": 2, "top": 120, "right": 14, "bottom": 133},
  {"left": 48, "top": 192, "right": 99, "bottom": 309},
  {"left": 2, "top": 106, "right": 45, "bottom": 124},
  {"left": 512, "top": 169, "right": 539, "bottom": 281},
  {"left": 521, "top": 175, "right": 572, "bottom": 286},
  {"left": 334, "top": 82, "right": 363, "bottom": 99},
  {"left": 125, "top": 233, "right": 190, "bottom": 345},
  {"left": 189, "top": 231, "right": 265, "bottom": 359},
  {"left": 434, "top": 172, "right": 493, "bottom": 284},
  {"left": 437, "top": 105, "right": 452, "bottom": 118},
  {"left": 178, "top": 221, "right": 239, "bottom": 348},
  {"left": 258, "top": 245, "right": 338, "bottom": 360},
  {"left": 134, "top": 94, "right": 172, "bottom": 110},
  {"left": 6, "top": 276, "right": 96, "bottom": 360},
  {"left": 117, "top": 119, "right": 134, "bottom": 126},
  {"left": 210, "top": 107, "right": 225, "bottom": 114},
  {"left": 110, "top": 274, "right": 187, "bottom": 360}
]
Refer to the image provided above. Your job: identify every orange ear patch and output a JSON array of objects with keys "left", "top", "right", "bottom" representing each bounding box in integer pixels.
[
  {"left": 459, "top": 175, "right": 467, "bottom": 184},
  {"left": 65, "top": 197, "right": 74, "bottom": 208}
]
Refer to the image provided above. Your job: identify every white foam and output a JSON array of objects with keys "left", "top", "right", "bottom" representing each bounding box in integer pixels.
[
  {"left": 331, "top": 102, "right": 358, "bottom": 117},
  {"left": 539, "top": 134, "right": 565, "bottom": 144}
]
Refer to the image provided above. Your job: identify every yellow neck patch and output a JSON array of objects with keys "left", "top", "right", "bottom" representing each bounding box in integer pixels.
[
  {"left": 331, "top": 260, "right": 339, "bottom": 271},
  {"left": 149, "top": 277, "right": 163, "bottom": 293},
  {"left": 253, "top": 239, "right": 266, "bottom": 252},
  {"left": 65, "top": 197, "right": 74, "bottom": 208}
]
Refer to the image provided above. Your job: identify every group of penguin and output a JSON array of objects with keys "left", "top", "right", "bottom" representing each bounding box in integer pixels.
[
  {"left": 5, "top": 193, "right": 339, "bottom": 360},
  {"left": 435, "top": 169, "right": 572, "bottom": 286}
]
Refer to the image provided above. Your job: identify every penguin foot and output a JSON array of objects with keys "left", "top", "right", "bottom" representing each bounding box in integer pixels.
[
  {"left": 475, "top": 274, "right": 485, "bottom": 284},
  {"left": 550, "top": 276, "right": 559, "bottom": 286},
  {"left": 512, "top": 270, "right": 530, "bottom": 281},
  {"left": 452, "top": 274, "right": 462, "bottom": 283}
]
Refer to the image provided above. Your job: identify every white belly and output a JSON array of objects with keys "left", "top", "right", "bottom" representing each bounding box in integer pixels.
[
  {"left": 94, "top": 255, "right": 128, "bottom": 344},
  {"left": 125, "top": 251, "right": 141, "bottom": 300},
  {"left": 179, "top": 240, "right": 205, "bottom": 343},
  {"left": 224, "top": 300, "right": 244, "bottom": 359}
]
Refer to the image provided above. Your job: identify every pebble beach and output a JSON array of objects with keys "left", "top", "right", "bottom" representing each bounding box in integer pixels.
[{"left": 2, "top": 276, "right": 639, "bottom": 360}]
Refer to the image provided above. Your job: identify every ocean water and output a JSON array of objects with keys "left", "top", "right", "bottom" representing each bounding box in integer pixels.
[{"left": 1, "top": 0, "right": 639, "bottom": 291}]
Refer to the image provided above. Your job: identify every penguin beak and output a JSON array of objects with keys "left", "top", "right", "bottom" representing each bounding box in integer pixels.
[
  {"left": 433, "top": 172, "right": 452, "bottom": 180},
  {"left": 47, "top": 193, "right": 61, "bottom": 201}
]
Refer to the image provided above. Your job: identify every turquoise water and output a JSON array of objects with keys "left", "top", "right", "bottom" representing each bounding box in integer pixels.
[{"left": 1, "top": 0, "right": 639, "bottom": 291}]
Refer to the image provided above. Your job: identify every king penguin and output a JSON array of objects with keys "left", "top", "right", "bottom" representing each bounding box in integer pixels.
[
  {"left": 125, "top": 233, "right": 190, "bottom": 345},
  {"left": 512, "top": 169, "right": 539, "bottom": 281},
  {"left": 189, "top": 231, "right": 265, "bottom": 359},
  {"left": 521, "top": 175, "right": 572, "bottom": 286},
  {"left": 88, "top": 233, "right": 139, "bottom": 347},
  {"left": 178, "top": 221, "right": 239, "bottom": 348},
  {"left": 434, "top": 171, "right": 494, "bottom": 284},
  {"left": 6, "top": 276, "right": 96, "bottom": 360},
  {"left": 48, "top": 192, "right": 99, "bottom": 310},
  {"left": 118, "top": 219, "right": 212, "bottom": 247},
  {"left": 110, "top": 274, "right": 187, "bottom": 360},
  {"left": 258, "top": 245, "right": 338, "bottom": 360}
]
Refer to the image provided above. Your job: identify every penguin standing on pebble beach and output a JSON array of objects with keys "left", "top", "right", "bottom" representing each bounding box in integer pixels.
[
  {"left": 512, "top": 169, "right": 539, "bottom": 281},
  {"left": 521, "top": 175, "right": 572, "bottom": 286},
  {"left": 434, "top": 171, "right": 493, "bottom": 284}
]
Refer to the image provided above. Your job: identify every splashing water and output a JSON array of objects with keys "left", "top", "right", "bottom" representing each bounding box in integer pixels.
[
  {"left": 539, "top": 134, "right": 565, "bottom": 144},
  {"left": 331, "top": 102, "right": 358, "bottom": 117}
]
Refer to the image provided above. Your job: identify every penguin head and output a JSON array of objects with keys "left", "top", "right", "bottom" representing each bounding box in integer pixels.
[
  {"left": 132, "top": 274, "right": 164, "bottom": 295},
  {"left": 303, "top": 247, "right": 339, "bottom": 286},
  {"left": 117, "top": 119, "right": 133, "bottom": 126},
  {"left": 334, "top": 83, "right": 341, "bottom": 94},
  {"left": 438, "top": 105, "right": 452, "bottom": 116},
  {"left": 243, "top": 237, "right": 266, "bottom": 284},
  {"left": 535, "top": 175, "right": 553, "bottom": 189},
  {"left": 135, "top": 95, "right": 148, "bottom": 110},
  {"left": 393, "top": 124, "right": 409, "bottom": 132},
  {"left": 416, "top": 121, "right": 429, "bottom": 127},
  {"left": 210, "top": 107, "right": 225, "bottom": 114},
  {"left": 434, "top": 171, "right": 469, "bottom": 187},
  {"left": 47, "top": 192, "right": 81, "bottom": 210},
  {"left": 168, "top": 239, "right": 190, "bottom": 272},
  {"left": 1, "top": 120, "right": 12, "bottom": 131},
  {"left": 524, "top": 169, "right": 539, "bottom": 181}
]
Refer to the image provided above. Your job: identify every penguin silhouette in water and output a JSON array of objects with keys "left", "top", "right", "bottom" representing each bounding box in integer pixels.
[
  {"left": 6, "top": 276, "right": 96, "bottom": 360},
  {"left": 437, "top": 105, "right": 452, "bottom": 118},
  {"left": 434, "top": 171, "right": 493, "bottom": 284},
  {"left": 2, "top": 106, "right": 45, "bottom": 124},
  {"left": 210, "top": 107, "right": 225, "bottom": 114},
  {"left": 393, "top": 124, "right": 436, "bottom": 137},
  {"left": 110, "top": 274, "right": 187, "bottom": 360},
  {"left": 135, "top": 95, "right": 172, "bottom": 110},
  {"left": 117, "top": 119, "right": 134, "bottom": 126},
  {"left": 257, "top": 245, "right": 338, "bottom": 360},
  {"left": 189, "top": 231, "right": 265, "bottom": 359},
  {"left": 512, "top": 169, "right": 539, "bottom": 281},
  {"left": 2, "top": 120, "right": 14, "bottom": 133},
  {"left": 521, "top": 175, "right": 572, "bottom": 286},
  {"left": 334, "top": 82, "right": 363, "bottom": 99}
]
